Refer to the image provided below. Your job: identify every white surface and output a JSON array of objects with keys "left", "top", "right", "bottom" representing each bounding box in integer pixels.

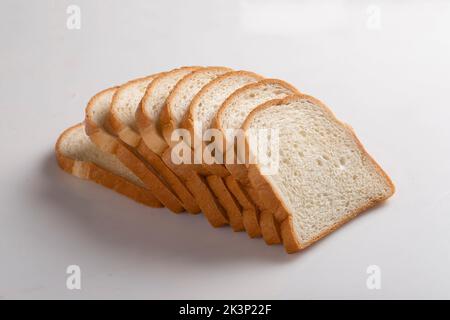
[{"left": 1, "top": 0, "right": 450, "bottom": 299}]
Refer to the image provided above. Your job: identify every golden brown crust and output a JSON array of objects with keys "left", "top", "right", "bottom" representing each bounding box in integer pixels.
[
  {"left": 179, "top": 71, "right": 266, "bottom": 236},
  {"left": 224, "top": 175, "right": 261, "bottom": 238},
  {"left": 133, "top": 66, "right": 235, "bottom": 227},
  {"left": 85, "top": 87, "right": 119, "bottom": 124},
  {"left": 242, "top": 209, "right": 261, "bottom": 239},
  {"left": 136, "top": 141, "right": 200, "bottom": 214},
  {"left": 136, "top": 67, "right": 201, "bottom": 155},
  {"left": 55, "top": 124, "right": 162, "bottom": 207},
  {"left": 247, "top": 164, "right": 283, "bottom": 214},
  {"left": 226, "top": 164, "right": 251, "bottom": 188},
  {"left": 108, "top": 74, "right": 201, "bottom": 214},
  {"left": 84, "top": 87, "right": 121, "bottom": 153},
  {"left": 260, "top": 210, "right": 282, "bottom": 245},
  {"left": 84, "top": 86, "right": 187, "bottom": 213},
  {"left": 224, "top": 176, "right": 254, "bottom": 212},
  {"left": 226, "top": 165, "right": 264, "bottom": 237},
  {"left": 206, "top": 175, "right": 242, "bottom": 231},
  {"left": 108, "top": 74, "right": 160, "bottom": 147},
  {"left": 84, "top": 118, "right": 119, "bottom": 154},
  {"left": 135, "top": 101, "right": 168, "bottom": 155},
  {"left": 161, "top": 148, "right": 229, "bottom": 227},
  {"left": 282, "top": 192, "right": 394, "bottom": 253},
  {"left": 185, "top": 176, "right": 228, "bottom": 227},
  {"left": 158, "top": 112, "right": 232, "bottom": 227},
  {"left": 280, "top": 217, "right": 303, "bottom": 253},
  {"left": 159, "top": 101, "right": 177, "bottom": 147},
  {"left": 243, "top": 99, "right": 292, "bottom": 225},
  {"left": 243, "top": 94, "right": 395, "bottom": 253},
  {"left": 178, "top": 116, "right": 197, "bottom": 150},
  {"left": 212, "top": 80, "right": 299, "bottom": 243},
  {"left": 114, "top": 141, "right": 184, "bottom": 213},
  {"left": 176, "top": 107, "right": 242, "bottom": 228}
]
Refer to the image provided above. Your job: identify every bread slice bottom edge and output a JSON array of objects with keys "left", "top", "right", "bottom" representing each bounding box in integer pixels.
[{"left": 55, "top": 123, "right": 162, "bottom": 207}]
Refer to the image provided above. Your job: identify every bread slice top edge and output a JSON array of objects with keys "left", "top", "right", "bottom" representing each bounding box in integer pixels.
[
  {"left": 212, "top": 78, "right": 299, "bottom": 161},
  {"left": 214, "top": 78, "right": 299, "bottom": 132},
  {"left": 161, "top": 66, "right": 233, "bottom": 146},
  {"left": 108, "top": 74, "right": 161, "bottom": 147},
  {"left": 242, "top": 94, "right": 395, "bottom": 250},
  {"left": 136, "top": 66, "right": 201, "bottom": 154},
  {"left": 182, "top": 70, "right": 264, "bottom": 134}
]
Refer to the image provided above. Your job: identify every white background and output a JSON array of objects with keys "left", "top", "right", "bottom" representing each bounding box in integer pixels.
[{"left": 1, "top": 0, "right": 449, "bottom": 299}]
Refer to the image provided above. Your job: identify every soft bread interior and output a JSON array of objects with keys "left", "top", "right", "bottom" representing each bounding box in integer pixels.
[
  {"left": 191, "top": 71, "right": 262, "bottom": 130},
  {"left": 218, "top": 80, "right": 297, "bottom": 131},
  {"left": 168, "top": 67, "right": 231, "bottom": 129},
  {"left": 218, "top": 80, "right": 298, "bottom": 165},
  {"left": 142, "top": 67, "right": 199, "bottom": 129},
  {"left": 86, "top": 88, "right": 116, "bottom": 127},
  {"left": 59, "top": 124, "right": 145, "bottom": 187},
  {"left": 246, "top": 97, "right": 394, "bottom": 245},
  {"left": 112, "top": 77, "right": 156, "bottom": 131}
]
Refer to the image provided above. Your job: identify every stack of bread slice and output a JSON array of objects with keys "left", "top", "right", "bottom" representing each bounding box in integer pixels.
[{"left": 56, "top": 66, "right": 395, "bottom": 253}]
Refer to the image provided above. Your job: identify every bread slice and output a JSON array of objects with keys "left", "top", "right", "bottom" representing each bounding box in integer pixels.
[
  {"left": 243, "top": 94, "right": 395, "bottom": 253},
  {"left": 213, "top": 79, "right": 299, "bottom": 244},
  {"left": 84, "top": 87, "right": 184, "bottom": 213},
  {"left": 107, "top": 74, "right": 200, "bottom": 214},
  {"left": 181, "top": 71, "right": 264, "bottom": 235},
  {"left": 160, "top": 66, "right": 233, "bottom": 145},
  {"left": 55, "top": 123, "right": 162, "bottom": 207},
  {"left": 135, "top": 67, "right": 229, "bottom": 228}
]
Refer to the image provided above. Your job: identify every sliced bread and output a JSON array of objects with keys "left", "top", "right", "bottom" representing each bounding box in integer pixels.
[
  {"left": 243, "top": 95, "right": 395, "bottom": 253},
  {"left": 84, "top": 87, "right": 185, "bottom": 213},
  {"left": 55, "top": 123, "right": 162, "bottom": 207},
  {"left": 181, "top": 71, "right": 264, "bottom": 235},
  {"left": 107, "top": 75, "right": 200, "bottom": 214},
  {"left": 135, "top": 67, "right": 229, "bottom": 228},
  {"left": 183, "top": 71, "right": 263, "bottom": 155},
  {"left": 136, "top": 66, "right": 200, "bottom": 155},
  {"left": 160, "top": 66, "right": 233, "bottom": 145},
  {"left": 213, "top": 79, "right": 299, "bottom": 244}
]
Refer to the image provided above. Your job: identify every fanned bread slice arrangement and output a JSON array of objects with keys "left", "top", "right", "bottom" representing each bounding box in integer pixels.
[{"left": 55, "top": 66, "right": 395, "bottom": 253}]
